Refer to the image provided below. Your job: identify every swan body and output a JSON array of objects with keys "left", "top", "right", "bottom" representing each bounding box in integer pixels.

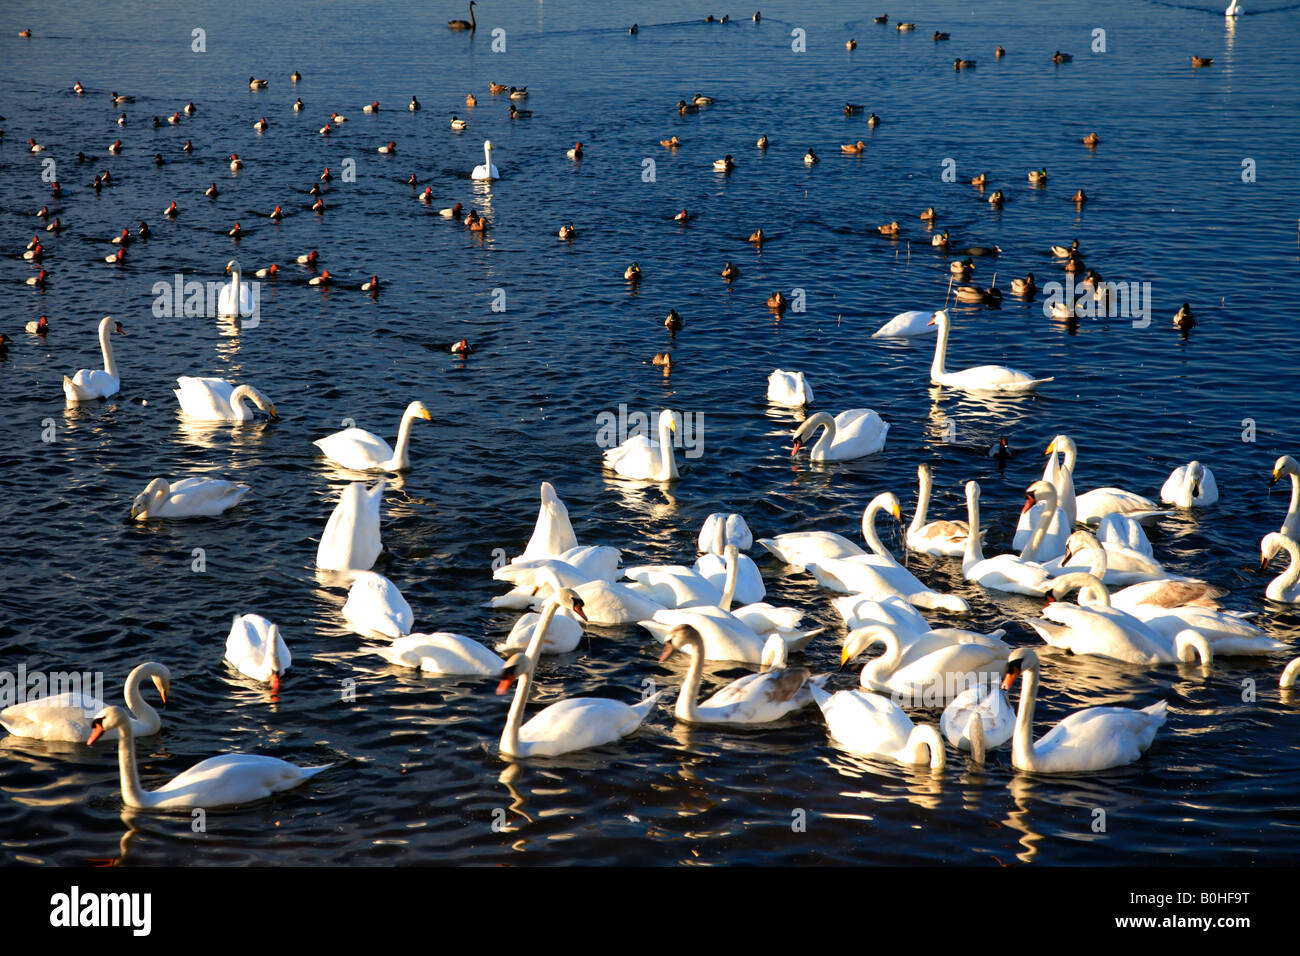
[
  {"left": 624, "top": 565, "right": 723, "bottom": 609},
  {"left": 908, "top": 462, "right": 974, "bottom": 557},
  {"left": 928, "top": 310, "right": 1052, "bottom": 393},
  {"left": 64, "top": 316, "right": 123, "bottom": 402},
  {"left": 757, "top": 531, "right": 864, "bottom": 571},
  {"left": 603, "top": 408, "right": 681, "bottom": 481},
  {"left": 342, "top": 571, "right": 412, "bottom": 639},
  {"left": 941, "top": 682, "right": 1014, "bottom": 761},
  {"left": 316, "top": 480, "right": 385, "bottom": 571},
  {"left": 662, "top": 627, "right": 821, "bottom": 724},
  {"left": 471, "top": 139, "right": 499, "bottom": 180},
  {"left": 1128, "top": 605, "right": 1285, "bottom": 656},
  {"left": 218, "top": 260, "right": 256, "bottom": 318},
  {"left": 1161, "top": 461, "right": 1219, "bottom": 508},
  {"left": 314, "top": 401, "right": 432, "bottom": 471},
  {"left": 961, "top": 481, "right": 1052, "bottom": 596},
  {"left": 380, "top": 633, "right": 505, "bottom": 675},
  {"left": 810, "top": 684, "right": 945, "bottom": 768},
  {"left": 501, "top": 548, "right": 622, "bottom": 591},
  {"left": 1109, "top": 578, "right": 1225, "bottom": 612},
  {"left": 1, "top": 662, "right": 169, "bottom": 742},
  {"left": 640, "top": 604, "right": 815, "bottom": 664},
  {"left": 1001, "top": 648, "right": 1167, "bottom": 773},
  {"left": 130, "top": 477, "right": 249, "bottom": 520},
  {"left": 807, "top": 549, "right": 970, "bottom": 613},
  {"left": 871, "top": 310, "right": 937, "bottom": 338},
  {"left": 519, "top": 481, "right": 579, "bottom": 559},
  {"left": 695, "top": 549, "right": 765, "bottom": 606},
  {"left": 499, "top": 591, "right": 659, "bottom": 758},
  {"left": 698, "top": 512, "right": 753, "bottom": 553},
  {"left": 173, "top": 376, "right": 277, "bottom": 423},
  {"left": 1270, "top": 455, "right": 1300, "bottom": 539},
  {"left": 1096, "top": 512, "right": 1154, "bottom": 558},
  {"left": 843, "top": 625, "right": 1011, "bottom": 706},
  {"left": 224, "top": 614, "right": 290, "bottom": 690},
  {"left": 791, "top": 409, "right": 889, "bottom": 461},
  {"left": 513, "top": 565, "right": 663, "bottom": 625},
  {"left": 767, "top": 369, "right": 814, "bottom": 407},
  {"left": 1014, "top": 435, "right": 1076, "bottom": 553},
  {"left": 1261, "top": 533, "right": 1300, "bottom": 603},
  {"left": 831, "top": 594, "right": 930, "bottom": 635},
  {"left": 1049, "top": 528, "right": 1183, "bottom": 586},
  {"left": 496, "top": 610, "right": 585, "bottom": 655},
  {"left": 1075, "top": 487, "right": 1169, "bottom": 526},
  {"left": 88, "top": 706, "right": 329, "bottom": 810}
]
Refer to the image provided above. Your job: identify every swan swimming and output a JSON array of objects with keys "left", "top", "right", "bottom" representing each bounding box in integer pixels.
[
  {"left": 471, "top": 139, "right": 499, "bottom": 180},
  {"left": 314, "top": 401, "right": 433, "bottom": 472},
  {"left": 130, "top": 477, "right": 250, "bottom": 520},
  {"left": 218, "top": 260, "right": 256, "bottom": 318},
  {"left": 64, "top": 316, "right": 124, "bottom": 403},
  {"left": 316, "top": 480, "right": 385, "bottom": 571},
  {"left": 173, "top": 376, "right": 277, "bottom": 423},
  {"left": 791, "top": 409, "right": 888, "bottom": 461},
  {"left": 927, "top": 309, "right": 1053, "bottom": 393},
  {"left": 767, "top": 369, "right": 814, "bottom": 407}
]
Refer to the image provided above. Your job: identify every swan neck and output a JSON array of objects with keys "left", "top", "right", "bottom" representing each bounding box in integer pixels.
[
  {"left": 720, "top": 548, "right": 738, "bottom": 611},
  {"left": 1285, "top": 472, "right": 1300, "bottom": 529},
  {"left": 674, "top": 639, "right": 705, "bottom": 722},
  {"left": 930, "top": 315, "right": 949, "bottom": 378},
  {"left": 861, "top": 498, "right": 891, "bottom": 558},
  {"left": 1020, "top": 486, "right": 1057, "bottom": 562},
  {"left": 1011, "top": 667, "right": 1040, "bottom": 771},
  {"left": 115, "top": 721, "right": 151, "bottom": 808},
  {"left": 657, "top": 411, "right": 678, "bottom": 480},
  {"left": 99, "top": 318, "right": 119, "bottom": 379},
  {"left": 911, "top": 468, "right": 931, "bottom": 535},
  {"left": 963, "top": 487, "right": 985, "bottom": 567},
  {"left": 502, "top": 600, "right": 559, "bottom": 756},
  {"left": 389, "top": 406, "right": 420, "bottom": 469},
  {"left": 122, "top": 666, "right": 162, "bottom": 735}
]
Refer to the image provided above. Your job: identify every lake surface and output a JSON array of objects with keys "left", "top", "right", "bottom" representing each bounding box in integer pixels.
[{"left": 2, "top": 0, "right": 1300, "bottom": 865}]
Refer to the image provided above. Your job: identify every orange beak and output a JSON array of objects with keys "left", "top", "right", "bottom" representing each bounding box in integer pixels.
[
  {"left": 658, "top": 643, "right": 675, "bottom": 663},
  {"left": 496, "top": 675, "right": 515, "bottom": 695},
  {"left": 1020, "top": 495, "right": 1035, "bottom": 514},
  {"left": 1000, "top": 670, "right": 1018, "bottom": 692},
  {"left": 87, "top": 723, "right": 105, "bottom": 746},
  {"left": 791, "top": 440, "right": 802, "bottom": 457},
  {"left": 270, "top": 671, "right": 281, "bottom": 695}
]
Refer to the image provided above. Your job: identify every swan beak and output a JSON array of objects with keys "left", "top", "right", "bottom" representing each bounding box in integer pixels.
[
  {"left": 496, "top": 675, "right": 516, "bottom": 695},
  {"left": 1044, "top": 440, "right": 1055, "bottom": 455},
  {"left": 1000, "top": 671, "right": 1017, "bottom": 691},
  {"left": 419, "top": 408, "right": 432, "bottom": 421},
  {"left": 268, "top": 405, "right": 279, "bottom": 419},
  {"left": 890, "top": 504, "right": 902, "bottom": 521},
  {"left": 1062, "top": 548, "right": 1074, "bottom": 565},
  {"left": 87, "top": 721, "right": 106, "bottom": 746},
  {"left": 1269, "top": 472, "right": 1279, "bottom": 487},
  {"left": 270, "top": 671, "right": 281, "bottom": 695},
  {"left": 571, "top": 605, "right": 589, "bottom": 623},
  {"left": 839, "top": 645, "right": 854, "bottom": 668},
  {"left": 791, "top": 440, "right": 802, "bottom": 457},
  {"left": 1019, "top": 495, "right": 1035, "bottom": 514},
  {"left": 927, "top": 316, "right": 937, "bottom": 326},
  {"left": 658, "top": 643, "right": 676, "bottom": 662},
  {"left": 1259, "top": 557, "right": 1269, "bottom": 572}
]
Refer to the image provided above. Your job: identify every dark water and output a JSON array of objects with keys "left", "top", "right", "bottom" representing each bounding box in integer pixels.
[{"left": 2, "top": 0, "right": 1300, "bottom": 865}]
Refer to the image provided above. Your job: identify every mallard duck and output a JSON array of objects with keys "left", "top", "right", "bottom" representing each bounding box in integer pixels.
[
  {"left": 988, "top": 189, "right": 1004, "bottom": 206},
  {"left": 874, "top": 14, "right": 888, "bottom": 23},
  {"left": 290, "top": 70, "right": 301, "bottom": 82},
  {"left": 450, "top": 116, "right": 467, "bottom": 130},
  {"left": 867, "top": 112, "right": 882, "bottom": 126},
  {"left": 877, "top": 220, "right": 900, "bottom": 236},
  {"left": 665, "top": 309, "right": 683, "bottom": 332},
  {"left": 931, "top": 230, "right": 949, "bottom": 248},
  {"left": 409, "top": 96, "right": 421, "bottom": 111},
  {"left": 1052, "top": 50, "right": 1072, "bottom": 63},
  {"left": 652, "top": 352, "right": 672, "bottom": 368},
  {"left": 1028, "top": 167, "right": 1047, "bottom": 184},
  {"left": 933, "top": 30, "right": 949, "bottom": 41},
  {"left": 919, "top": 207, "right": 936, "bottom": 221},
  {"left": 721, "top": 261, "right": 740, "bottom": 280},
  {"left": 846, "top": 38, "right": 858, "bottom": 49},
  {"left": 249, "top": 76, "right": 268, "bottom": 89},
  {"left": 954, "top": 58, "right": 976, "bottom": 70},
  {"left": 1049, "top": 239, "right": 1079, "bottom": 258},
  {"left": 558, "top": 221, "right": 576, "bottom": 240},
  {"left": 756, "top": 134, "right": 769, "bottom": 149},
  {"left": 804, "top": 148, "right": 819, "bottom": 165},
  {"left": 509, "top": 104, "right": 532, "bottom": 119},
  {"left": 767, "top": 291, "right": 788, "bottom": 311},
  {"left": 509, "top": 87, "right": 528, "bottom": 99},
  {"left": 466, "top": 92, "right": 478, "bottom": 107},
  {"left": 1191, "top": 56, "right": 1213, "bottom": 67},
  {"left": 677, "top": 100, "right": 700, "bottom": 115},
  {"left": 1174, "top": 303, "right": 1196, "bottom": 331},
  {"left": 955, "top": 285, "right": 985, "bottom": 302},
  {"left": 841, "top": 140, "right": 866, "bottom": 154},
  {"left": 949, "top": 257, "right": 974, "bottom": 276},
  {"left": 1064, "top": 252, "right": 1084, "bottom": 273},
  {"left": 693, "top": 92, "right": 715, "bottom": 105},
  {"left": 1011, "top": 273, "right": 1036, "bottom": 296},
  {"left": 1072, "top": 189, "right": 1088, "bottom": 204},
  {"left": 713, "top": 154, "right": 735, "bottom": 172},
  {"left": 661, "top": 135, "right": 682, "bottom": 148},
  {"left": 844, "top": 102, "right": 865, "bottom": 115},
  {"left": 1083, "top": 131, "right": 1100, "bottom": 146},
  {"left": 995, "top": 45, "right": 1005, "bottom": 58},
  {"left": 1048, "top": 299, "right": 1078, "bottom": 320},
  {"left": 748, "top": 228, "right": 765, "bottom": 244},
  {"left": 625, "top": 262, "right": 642, "bottom": 281}
]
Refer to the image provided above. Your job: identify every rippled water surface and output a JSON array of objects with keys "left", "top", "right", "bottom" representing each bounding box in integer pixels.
[{"left": 2, "top": 0, "right": 1300, "bottom": 865}]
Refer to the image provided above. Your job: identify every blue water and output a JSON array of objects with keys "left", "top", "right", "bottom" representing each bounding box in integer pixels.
[{"left": 2, "top": 0, "right": 1300, "bottom": 864}]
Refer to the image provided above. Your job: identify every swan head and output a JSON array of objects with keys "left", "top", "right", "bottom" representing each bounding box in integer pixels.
[
  {"left": 134, "top": 661, "right": 173, "bottom": 704},
  {"left": 405, "top": 400, "right": 434, "bottom": 423},
  {"left": 1050, "top": 572, "right": 1107, "bottom": 605},
  {"left": 841, "top": 625, "right": 894, "bottom": 668},
  {"left": 225, "top": 259, "right": 241, "bottom": 277},
  {"left": 1272, "top": 455, "right": 1299, "bottom": 485},
  {"left": 483, "top": 139, "right": 493, "bottom": 153},
  {"left": 1186, "top": 460, "right": 1205, "bottom": 496},
  {"left": 130, "top": 478, "right": 170, "bottom": 520},
  {"left": 240, "top": 385, "right": 277, "bottom": 418},
  {"left": 927, "top": 309, "right": 949, "bottom": 327},
  {"left": 1022, "top": 479, "right": 1058, "bottom": 514},
  {"left": 1061, "top": 530, "right": 1100, "bottom": 566},
  {"left": 1260, "top": 532, "right": 1291, "bottom": 569},
  {"left": 658, "top": 623, "right": 704, "bottom": 662},
  {"left": 870, "top": 491, "right": 904, "bottom": 524},
  {"left": 1001, "top": 648, "right": 1040, "bottom": 691},
  {"left": 87, "top": 705, "right": 132, "bottom": 745},
  {"left": 552, "top": 587, "right": 588, "bottom": 621}
]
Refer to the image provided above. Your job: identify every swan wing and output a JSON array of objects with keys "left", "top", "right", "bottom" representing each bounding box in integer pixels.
[
  {"left": 497, "top": 612, "right": 585, "bottom": 654},
  {"left": 174, "top": 376, "right": 237, "bottom": 419},
  {"left": 871, "top": 310, "right": 935, "bottom": 338},
  {"left": 518, "top": 697, "right": 653, "bottom": 755},
  {"left": 342, "top": 571, "right": 413, "bottom": 639},
  {"left": 756, "top": 532, "right": 864, "bottom": 570},
  {"left": 316, "top": 481, "right": 384, "bottom": 571},
  {"left": 696, "top": 668, "right": 812, "bottom": 722},
  {"left": 381, "top": 633, "right": 503, "bottom": 674},
  {"left": 151, "top": 754, "right": 328, "bottom": 808},
  {"left": 941, "top": 685, "right": 1014, "bottom": 751},
  {"left": 313, "top": 428, "right": 395, "bottom": 470},
  {"left": 1031, "top": 702, "right": 1166, "bottom": 772},
  {"left": 812, "top": 686, "right": 914, "bottom": 755},
  {"left": 160, "top": 478, "right": 250, "bottom": 517}
]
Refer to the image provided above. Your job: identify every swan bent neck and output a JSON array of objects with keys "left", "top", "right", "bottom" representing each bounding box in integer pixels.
[
  {"left": 99, "top": 316, "right": 119, "bottom": 380},
  {"left": 500, "top": 598, "right": 564, "bottom": 757}
]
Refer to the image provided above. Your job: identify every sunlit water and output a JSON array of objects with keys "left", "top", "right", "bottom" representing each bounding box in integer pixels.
[{"left": 2, "top": 0, "right": 1300, "bottom": 865}]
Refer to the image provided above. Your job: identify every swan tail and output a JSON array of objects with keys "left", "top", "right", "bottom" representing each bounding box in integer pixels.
[
  {"left": 908, "top": 591, "right": 971, "bottom": 615},
  {"left": 809, "top": 672, "right": 832, "bottom": 687},
  {"left": 781, "top": 627, "right": 824, "bottom": 653},
  {"left": 300, "top": 763, "right": 335, "bottom": 777},
  {"left": 630, "top": 690, "right": 665, "bottom": 721},
  {"left": 637, "top": 619, "right": 672, "bottom": 642},
  {"left": 1140, "top": 700, "right": 1169, "bottom": 726},
  {"left": 1025, "top": 618, "right": 1072, "bottom": 647}
]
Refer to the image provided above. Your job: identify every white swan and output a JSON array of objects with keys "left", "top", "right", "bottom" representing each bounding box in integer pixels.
[
  {"left": 496, "top": 548, "right": 622, "bottom": 601},
  {"left": 907, "top": 462, "right": 973, "bottom": 557},
  {"left": 499, "top": 595, "right": 661, "bottom": 758},
  {"left": 696, "top": 524, "right": 765, "bottom": 605},
  {"left": 217, "top": 259, "right": 256, "bottom": 318},
  {"left": 603, "top": 408, "right": 680, "bottom": 481},
  {"left": 660, "top": 626, "right": 821, "bottom": 724},
  {"left": 63, "top": 316, "right": 123, "bottom": 402},
  {"left": 1096, "top": 512, "right": 1154, "bottom": 558},
  {"left": 1126, "top": 603, "right": 1285, "bottom": 657},
  {"left": 130, "top": 477, "right": 249, "bottom": 520},
  {"left": 1261, "top": 532, "right": 1300, "bottom": 603},
  {"left": 1282, "top": 658, "right": 1300, "bottom": 689},
  {"left": 1, "top": 662, "right": 169, "bottom": 742},
  {"left": 523, "top": 564, "right": 663, "bottom": 625},
  {"left": 809, "top": 684, "right": 945, "bottom": 769},
  {"left": 88, "top": 706, "right": 330, "bottom": 809},
  {"left": 1026, "top": 573, "right": 1212, "bottom": 665},
  {"left": 1013, "top": 435, "right": 1074, "bottom": 554},
  {"left": 961, "top": 481, "right": 1052, "bottom": 596},
  {"left": 698, "top": 512, "right": 752, "bottom": 553},
  {"left": 316, "top": 480, "right": 385, "bottom": 571},
  {"left": 1226, "top": 0, "right": 1241, "bottom": 16},
  {"left": 520, "top": 481, "right": 578, "bottom": 559},
  {"left": 224, "top": 613, "right": 291, "bottom": 692},
  {"left": 1270, "top": 455, "right": 1300, "bottom": 539},
  {"left": 471, "top": 139, "right": 499, "bottom": 180},
  {"left": 806, "top": 493, "right": 971, "bottom": 613},
  {"left": 842, "top": 624, "right": 1010, "bottom": 706},
  {"left": 342, "top": 571, "right": 412, "bottom": 639},
  {"left": 1053, "top": 529, "right": 1188, "bottom": 587},
  {"left": 832, "top": 594, "right": 931, "bottom": 634},
  {"left": 495, "top": 607, "right": 586, "bottom": 655},
  {"left": 871, "top": 310, "right": 937, "bottom": 338},
  {"left": 1001, "top": 648, "right": 1168, "bottom": 773},
  {"left": 791, "top": 409, "right": 888, "bottom": 461},
  {"left": 767, "top": 369, "right": 814, "bottom": 407},
  {"left": 941, "top": 682, "right": 1014, "bottom": 762},
  {"left": 313, "top": 401, "right": 433, "bottom": 472},
  {"left": 173, "top": 376, "right": 277, "bottom": 423},
  {"left": 623, "top": 564, "right": 722, "bottom": 609},
  {"left": 928, "top": 309, "right": 1052, "bottom": 393},
  {"left": 1161, "top": 461, "right": 1218, "bottom": 508}
]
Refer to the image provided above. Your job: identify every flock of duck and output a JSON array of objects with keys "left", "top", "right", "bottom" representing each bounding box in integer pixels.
[{"left": 3, "top": 6, "right": 1292, "bottom": 820}]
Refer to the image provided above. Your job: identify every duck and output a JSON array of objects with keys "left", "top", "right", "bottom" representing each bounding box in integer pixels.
[
  {"left": 183, "top": 101, "right": 196, "bottom": 115},
  {"left": 558, "top": 221, "right": 576, "bottom": 240},
  {"left": 377, "top": 141, "right": 397, "bottom": 154},
  {"left": 87, "top": 706, "right": 330, "bottom": 810},
  {"left": 27, "top": 138, "right": 45, "bottom": 153},
  {"left": 25, "top": 269, "right": 48, "bottom": 286},
  {"left": 842, "top": 140, "right": 866, "bottom": 154},
  {"left": 227, "top": 222, "right": 243, "bottom": 239},
  {"left": 676, "top": 99, "right": 700, "bottom": 115},
  {"left": 409, "top": 96, "right": 421, "bottom": 111},
  {"left": 1052, "top": 50, "right": 1072, "bottom": 63},
  {"left": 109, "top": 139, "right": 123, "bottom": 153},
  {"left": 1083, "top": 131, "right": 1100, "bottom": 146},
  {"left": 248, "top": 76, "right": 268, "bottom": 89},
  {"left": 766, "top": 291, "right": 788, "bottom": 312},
  {"left": 1191, "top": 55, "right": 1213, "bottom": 67},
  {"left": 1072, "top": 189, "right": 1088, "bottom": 204},
  {"left": 877, "top": 220, "right": 901, "bottom": 236},
  {"left": 255, "top": 264, "right": 278, "bottom": 279},
  {"left": 664, "top": 309, "right": 683, "bottom": 332},
  {"left": 1050, "top": 238, "right": 1078, "bottom": 258},
  {"left": 182, "top": 140, "right": 193, "bottom": 152},
  {"left": 466, "top": 92, "right": 478, "bottom": 106},
  {"left": 804, "top": 148, "right": 819, "bottom": 165},
  {"left": 229, "top": 153, "right": 243, "bottom": 170},
  {"left": 934, "top": 30, "right": 950, "bottom": 40},
  {"left": 509, "top": 86, "right": 528, "bottom": 99},
  {"left": 508, "top": 104, "right": 532, "bottom": 119},
  {"left": 954, "top": 58, "right": 976, "bottom": 69},
  {"left": 844, "top": 102, "right": 865, "bottom": 115},
  {"left": 896, "top": 22, "right": 916, "bottom": 31},
  {"left": 748, "top": 228, "right": 765, "bottom": 243},
  {"left": 205, "top": 182, "right": 219, "bottom": 198},
  {"left": 1000, "top": 648, "right": 1167, "bottom": 773},
  {"left": 439, "top": 202, "right": 464, "bottom": 218},
  {"left": 311, "top": 198, "right": 326, "bottom": 212},
  {"left": 74, "top": 81, "right": 84, "bottom": 94},
  {"left": 296, "top": 250, "right": 319, "bottom": 266},
  {"left": 755, "top": 134, "right": 769, "bottom": 149},
  {"left": 652, "top": 352, "right": 672, "bottom": 369},
  {"left": 291, "top": 70, "right": 301, "bottom": 82},
  {"left": 253, "top": 116, "right": 268, "bottom": 131},
  {"left": 48, "top": 217, "right": 65, "bottom": 234},
  {"left": 624, "top": 262, "right": 642, "bottom": 282},
  {"left": 450, "top": 115, "right": 467, "bottom": 130},
  {"left": 466, "top": 210, "right": 487, "bottom": 232},
  {"left": 419, "top": 187, "right": 434, "bottom": 204},
  {"left": 361, "top": 276, "right": 380, "bottom": 293},
  {"left": 308, "top": 269, "right": 331, "bottom": 286},
  {"left": 451, "top": 339, "right": 473, "bottom": 356},
  {"left": 721, "top": 261, "right": 740, "bottom": 280},
  {"left": 867, "top": 112, "right": 882, "bottom": 127},
  {"left": 846, "top": 38, "right": 857, "bottom": 49},
  {"left": 1174, "top": 302, "right": 1196, "bottom": 332},
  {"left": 331, "top": 111, "right": 347, "bottom": 123},
  {"left": 713, "top": 154, "right": 735, "bottom": 172},
  {"left": 919, "top": 206, "right": 936, "bottom": 221},
  {"left": 1028, "top": 167, "right": 1047, "bottom": 184},
  {"left": 489, "top": 82, "right": 508, "bottom": 94},
  {"left": 110, "top": 91, "right": 133, "bottom": 104},
  {"left": 987, "top": 188, "right": 1004, "bottom": 206},
  {"left": 996, "top": 44, "right": 1006, "bottom": 57},
  {"left": 566, "top": 142, "right": 583, "bottom": 160},
  {"left": 25, "top": 316, "right": 49, "bottom": 335},
  {"left": 168, "top": 111, "right": 182, "bottom": 125},
  {"left": 949, "top": 256, "right": 974, "bottom": 277},
  {"left": 105, "top": 248, "right": 126, "bottom": 265},
  {"left": 874, "top": 14, "right": 887, "bottom": 23},
  {"left": 930, "top": 230, "right": 950, "bottom": 249},
  {"left": 661, "top": 135, "right": 682, "bottom": 148},
  {"left": 363, "top": 100, "right": 380, "bottom": 113}
]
